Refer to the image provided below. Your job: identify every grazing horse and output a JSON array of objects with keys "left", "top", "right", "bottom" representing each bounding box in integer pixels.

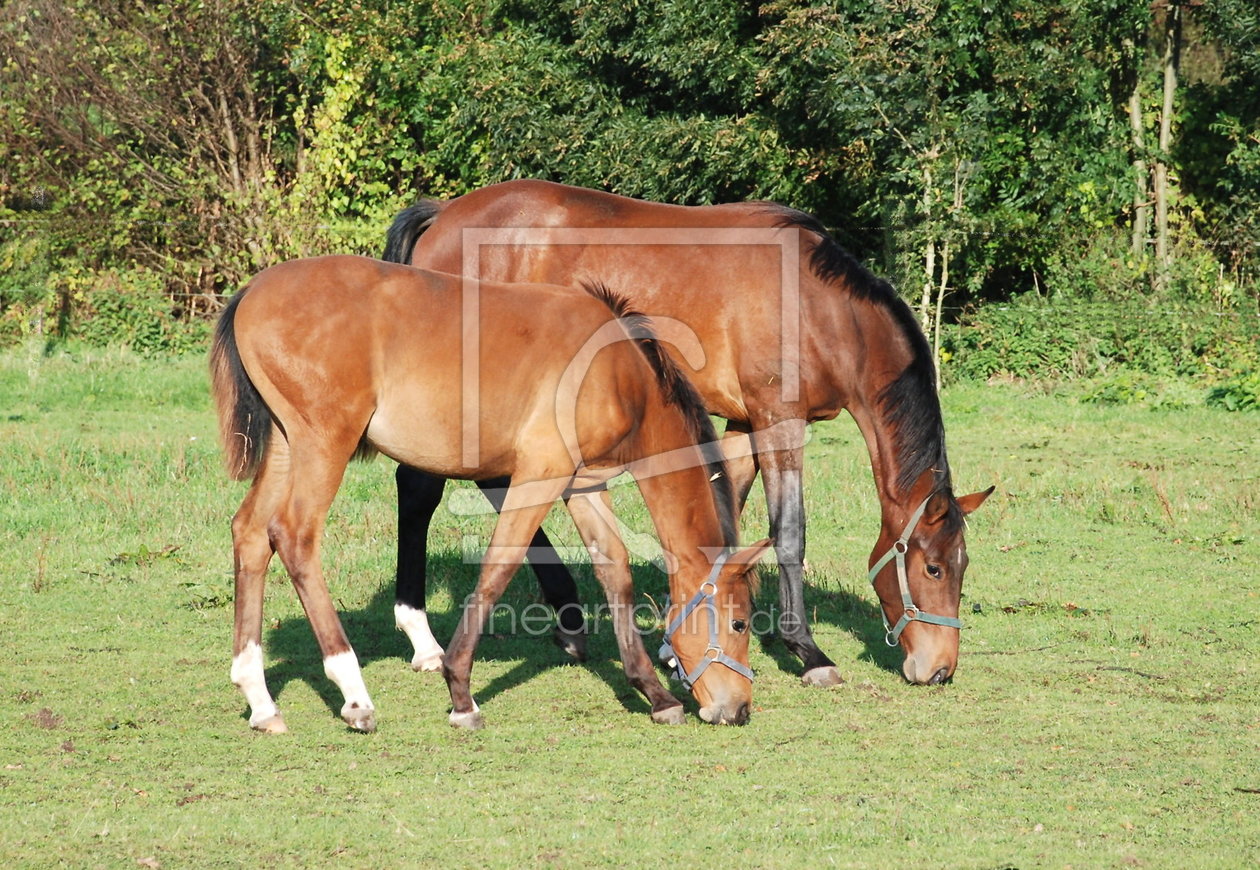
[
  {"left": 210, "top": 255, "right": 770, "bottom": 732},
  {"left": 383, "top": 179, "right": 992, "bottom": 687}
]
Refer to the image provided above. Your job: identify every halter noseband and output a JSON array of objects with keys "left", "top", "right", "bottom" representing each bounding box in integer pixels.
[
  {"left": 868, "top": 494, "right": 963, "bottom": 647},
  {"left": 658, "top": 552, "right": 755, "bottom": 689}
]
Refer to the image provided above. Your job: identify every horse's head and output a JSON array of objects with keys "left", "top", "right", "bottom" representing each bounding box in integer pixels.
[
  {"left": 661, "top": 540, "right": 772, "bottom": 725},
  {"left": 869, "top": 487, "right": 993, "bottom": 684}
]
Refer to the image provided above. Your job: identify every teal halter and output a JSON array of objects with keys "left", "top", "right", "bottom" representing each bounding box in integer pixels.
[
  {"left": 659, "top": 553, "right": 755, "bottom": 689},
  {"left": 868, "top": 494, "right": 963, "bottom": 647}
]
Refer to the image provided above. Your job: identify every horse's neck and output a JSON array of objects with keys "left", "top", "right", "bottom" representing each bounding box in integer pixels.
[
  {"left": 833, "top": 296, "right": 931, "bottom": 509},
  {"left": 631, "top": 413, "right": 731, "bottom": 583}
]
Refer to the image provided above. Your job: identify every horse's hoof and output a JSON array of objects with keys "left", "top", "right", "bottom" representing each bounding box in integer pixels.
[
  {"left": 341, "top": 704, "right": 377, "bottom": 733},
  {"left": 448, "top": 708, "right": 485, "bottom": 731},
  {"left": 552, "top": 626, "right": 588, "bottom": 662},
  {"left": 801, "top": 665, "right": 844, "bottom": 688},
  {"left": 650, "top": 705, "right": 686, "bottom": 725},
  {"left": 410, "top": 651, "right": 445, "bottom": 673},
  {"left": 250, "top": 713, "right": 288, "bottom": 734}
]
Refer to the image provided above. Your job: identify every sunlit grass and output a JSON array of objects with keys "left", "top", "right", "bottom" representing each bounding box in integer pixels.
[{"left": 0, "top": 347, "right": 1256, "bottom": 867}]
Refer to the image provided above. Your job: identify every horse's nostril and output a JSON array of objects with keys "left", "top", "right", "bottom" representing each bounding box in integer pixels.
[
  {"left": 928, "top": 666, "right": 950, "bottom": 685},
  {"left": 733, "top": 702, "right": 750, "bottom": 725}
]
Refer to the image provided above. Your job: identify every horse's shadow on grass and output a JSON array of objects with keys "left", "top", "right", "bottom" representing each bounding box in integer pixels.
[
  {"left": 261, "top": 554, "right": 671, "bottom": 725},
  {"left": 258, "top": 552, "right": 903, "bottom": 727},
  {"left": 751, "top": 569, "right": 905, "bottom": 677}
]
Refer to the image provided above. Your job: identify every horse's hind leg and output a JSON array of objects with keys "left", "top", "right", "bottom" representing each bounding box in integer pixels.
[
  {"left": 272, "top": 439, "right": 376, "bottom": 732},
  {"left": 394, "top": 465, "right": 447, "bottom": 672},
  {"left": 565, "top": 489, "right": 685, "bottom": 725},
  {"left": 229, "top": 427, "right": 290, "bottom": 733}
]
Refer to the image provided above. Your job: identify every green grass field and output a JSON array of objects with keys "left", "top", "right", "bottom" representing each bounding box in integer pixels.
[{"left": 1, "top": 345, "right": 1256, "bottom": 868}]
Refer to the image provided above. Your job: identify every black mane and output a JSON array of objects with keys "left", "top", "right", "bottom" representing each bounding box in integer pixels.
[
  {"left": 770, "top": 206, "right": 952, "bottom": 497},
  {"left": 583, "top": 282, "right": 738, "bottom": 548}
]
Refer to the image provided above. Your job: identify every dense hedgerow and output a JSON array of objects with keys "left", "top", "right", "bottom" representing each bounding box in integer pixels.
[{"left": 941, "top": 295, "right": 1260, "bottom": 384}]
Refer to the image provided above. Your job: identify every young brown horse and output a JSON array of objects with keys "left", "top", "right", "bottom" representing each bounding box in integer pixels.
[
  {"left": 383, "top": 179, "right": 992, "bottom": 688},
  {"left": 210, "top": 255, "right": 769, "bottom": 732}
]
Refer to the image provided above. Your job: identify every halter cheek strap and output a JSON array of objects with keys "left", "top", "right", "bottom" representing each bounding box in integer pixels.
[
  {"left": 868, "top": 495, "right": 963, "bottom": 647},
  {"left": 658, "top": 552, "right": 755, "bottom": 689}
]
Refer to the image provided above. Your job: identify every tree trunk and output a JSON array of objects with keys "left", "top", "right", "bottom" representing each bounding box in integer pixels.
[
  {"left": 1124, "top": 37, "right": 1148, "bottom": 259},
  {"left": 919, "top": 164, "right": 935, "bottom": 333},
  {"left": 1154, "top": 2, "right": 1182, "bottom": 293}
]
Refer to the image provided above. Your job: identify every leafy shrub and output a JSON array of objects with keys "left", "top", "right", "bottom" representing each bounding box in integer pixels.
[
  {"left": 72, "top": 268, "right": 209, "bottom": 357},
  {"left": 0, "top": 224, "right": 52, "bottom": 345},
  {"left": 1080, "top": 373, "right": 1201, "bottom": 409},
  {"left": 1205, "top": 372, "right": 1260, "bottom": 412},
  {"left": 943, "top": 295, "right": 1260, "bottom": 382}
]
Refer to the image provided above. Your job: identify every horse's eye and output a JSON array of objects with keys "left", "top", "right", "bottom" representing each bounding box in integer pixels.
[
  {"left": 731, "top": 619, "right": 748, "bottom": 633},
  {"left": 926, "top": 564, "right": 942, "bottom": 579}
]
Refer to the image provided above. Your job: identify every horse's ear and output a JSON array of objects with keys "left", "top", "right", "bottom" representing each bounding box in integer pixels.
[
  {"left": 956, "top": 486, "right": 996, "bottom": 515},
  {"left": 925, "top": 490, "right": 952, "bottom": 524},
  {"left": 722, "top": 538, "right": 774, "bottom": 575}
]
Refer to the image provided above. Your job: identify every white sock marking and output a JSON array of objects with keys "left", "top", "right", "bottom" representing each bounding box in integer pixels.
[
  {"left": 395, "top": 603, "right": 445, "bottom": 668},
  {"left": 231, "top": 641, "right": 278, "bottom": 727},
  {"left": 323, "top": 650, "right": 374, "bottom": 713}
]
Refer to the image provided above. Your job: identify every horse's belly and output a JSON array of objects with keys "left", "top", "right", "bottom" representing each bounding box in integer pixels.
[{"left": 364, "top": 405, "right": 464, "bottom": 476}]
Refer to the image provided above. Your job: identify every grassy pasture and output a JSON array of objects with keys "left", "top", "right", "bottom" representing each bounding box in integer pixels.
[{"left": 0, "top": 345, "right": 1256, "bottom": 868}]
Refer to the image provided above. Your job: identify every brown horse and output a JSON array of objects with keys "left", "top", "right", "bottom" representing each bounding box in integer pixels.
[
  {"left": 383, "top": 179, "right": 992, "bottom": 688},
  {"left": 210, "top": 255, "right": 769, "bottom": 732}
]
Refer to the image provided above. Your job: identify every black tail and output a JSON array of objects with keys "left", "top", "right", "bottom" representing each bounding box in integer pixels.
[
  {"left": 382, "top": 200, "right": 445, "bottom": 264},
  {"left": 209, "top": 291, "right": 271, "bottom": 481}
]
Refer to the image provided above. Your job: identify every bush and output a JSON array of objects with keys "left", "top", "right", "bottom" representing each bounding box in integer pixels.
[
  {"left": 942, "top": 295, "right": 1260, "bottom": 382},
  {"left": 71, "top": 268, "right": 210, "bottom": 357},
  {"left": 0, "top": 224, "right": 52, "bottom": 344},
  {"left": 1079, "top": 372, "right": 1201, "bottom": 409},
  {"left": 1205, "top": 372, "right": 1260, "bottom": 412}
]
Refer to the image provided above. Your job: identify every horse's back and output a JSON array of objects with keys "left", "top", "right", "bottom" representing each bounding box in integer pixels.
[
  {"left": 234, "top": 255, "right": 646, "bottom": 479},
  {"left": 412, "top": 182, "right": 818, "bottom": 421}
]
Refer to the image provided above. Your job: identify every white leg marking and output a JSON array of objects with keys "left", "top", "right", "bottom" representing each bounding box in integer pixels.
[
  {"left": 395, "top": 603, "right": 445, "bottom": 672},
  {"left": 324, "top": 650, "right": 376, "bottom": 731},
  {"left": 448, "top": 699, "right": 483, "bottom": 730},
  {"left": 231, "top": 641, "right": 279, "bottom": 729}
]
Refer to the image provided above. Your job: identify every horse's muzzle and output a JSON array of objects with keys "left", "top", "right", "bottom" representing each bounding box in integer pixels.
[
  {"left": 902, "top": 654, "right": 955, "bottom": 685},
  {"left": 699, "top": 701, "right": 750, "bottom": 726}
]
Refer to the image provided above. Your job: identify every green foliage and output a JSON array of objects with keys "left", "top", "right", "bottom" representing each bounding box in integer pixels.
[
  {"left": 0, "top": 0, "right": 1256, "bottom": 350},
  {"left": 0, "top": 219, "right": 51, "bottom": 343},
  {"left": 1079, "top": 371, "right": 1201, "bottom": 409},
  {"left": 943, "top": 295, "right": 1260, "bottom": 383},
  {"left": 1206, "top": 371, "right": 1260, "bottom": 412},
  {"left": 72, "top": 268, "right": 210, "bottom": 356}
]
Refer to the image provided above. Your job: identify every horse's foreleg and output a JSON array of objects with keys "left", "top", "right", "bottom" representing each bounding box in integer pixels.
[
  {"left": 756, "top": 417, "right": 843, "bottom": 687},
  {"left": 394, "top": 465, "right": 447, "bottom": 672},
  {"left": 565, "top": 490, "right": 684, "bottom": 724},
  {"left": 273, "top": 446, "right": 375, "bottom": 732},
  {"left": 229, "top": 433, "right": 289, "bottom": 733},
  {"left": 476, "top": 476, "right": 587, "bottom": 660},
  {"left": 443, "top": 477, "right": 565, "bottom": 730}
]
